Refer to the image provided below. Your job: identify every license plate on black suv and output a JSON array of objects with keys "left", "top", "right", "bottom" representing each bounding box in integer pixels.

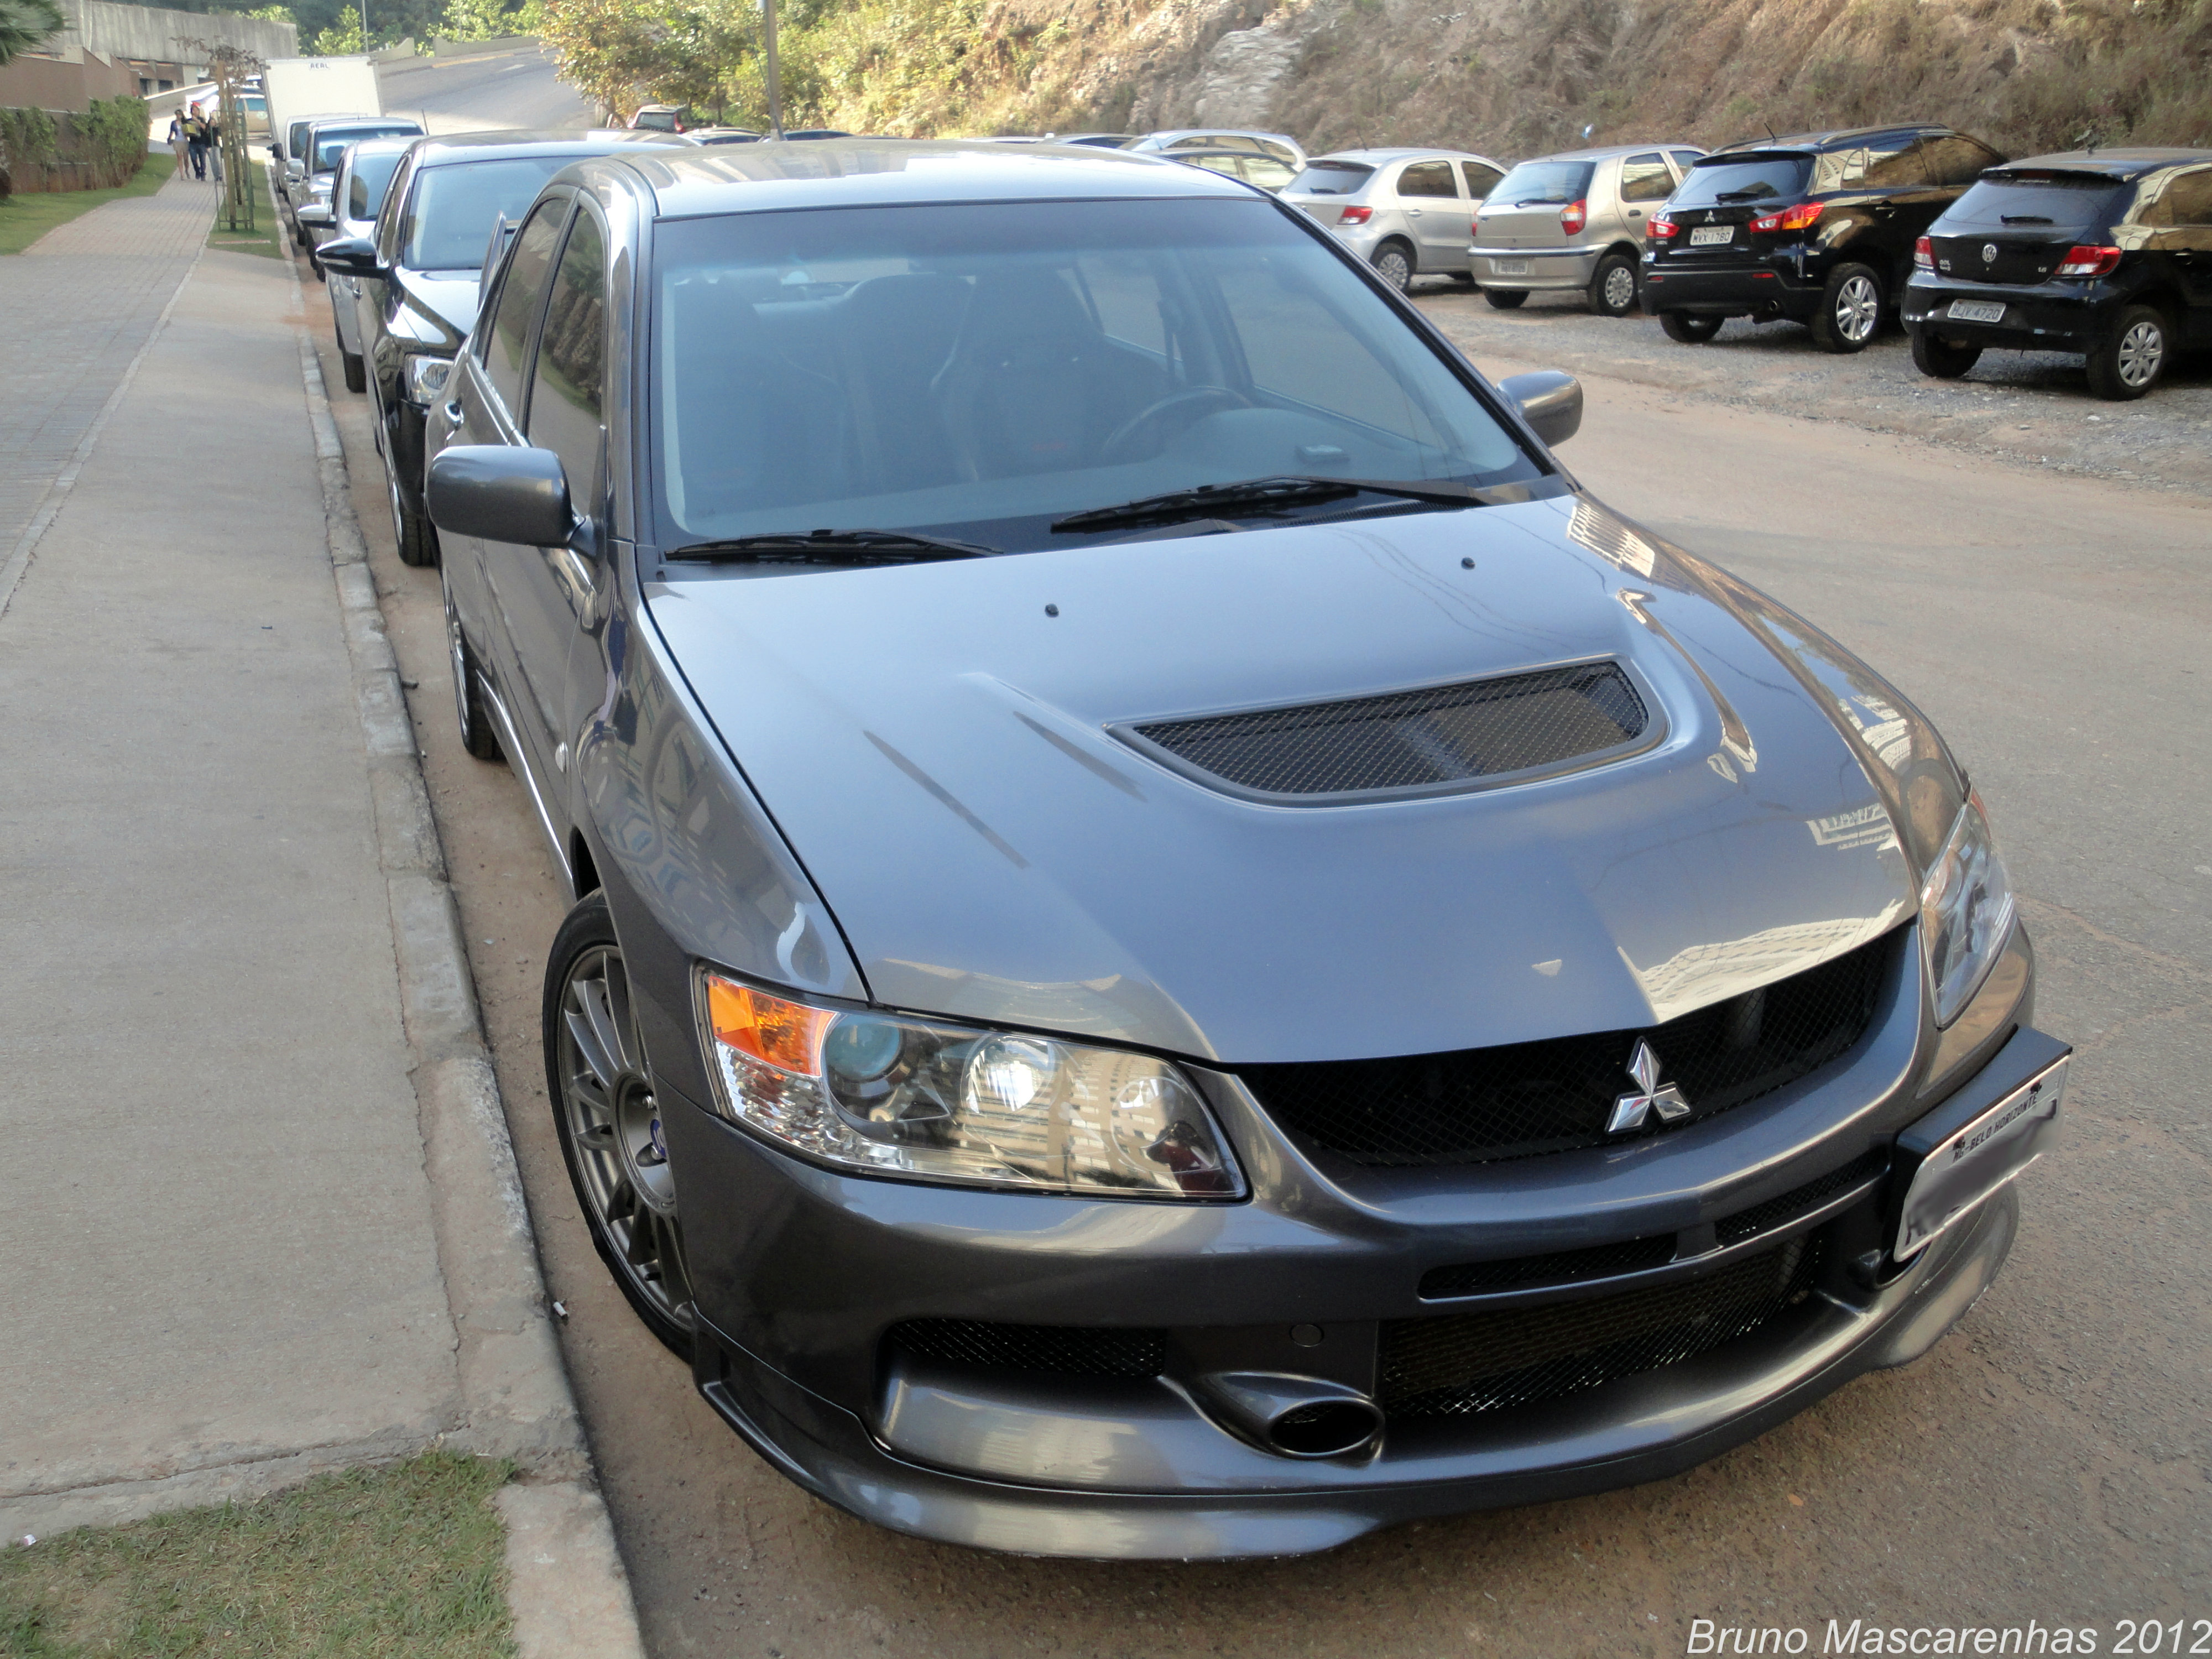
[{"left": 1689, "top": 225, "right": 1734, "bottom": 247}]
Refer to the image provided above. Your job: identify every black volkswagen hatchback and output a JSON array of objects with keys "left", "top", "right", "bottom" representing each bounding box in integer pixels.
[
  {"left": 1643, "top": 125, "right": 2005, "bottom": 351},
  {"left": 1903, "top": 148, "right": 2212, "bottom": 400}
]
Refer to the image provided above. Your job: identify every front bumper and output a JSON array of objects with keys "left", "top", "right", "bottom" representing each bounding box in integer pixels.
[
  {"left": 1470, "top": 244, "right": 1601, "bottom": 291},
  {"left": 660, "top": 914, "right": 2063, "bottom": 1557},
  {"left": 1902, "top": 272, "right": 2116, "bottom": 352}
]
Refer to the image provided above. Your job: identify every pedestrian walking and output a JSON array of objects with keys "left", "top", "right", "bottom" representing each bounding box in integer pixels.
[
  {"left": 207, "top": 113, "right": 225, "bottom": 186},
  {"left": 167, "top": 114, "right": 190, "bottom": 179},
  {"left": 186, "top": 113, "right": 208, "bottom": 181}
]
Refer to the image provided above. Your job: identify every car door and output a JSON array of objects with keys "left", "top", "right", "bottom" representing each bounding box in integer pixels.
[
  {"left": 1828, "top": 133, "right": 1930, "bottom": 281},
  {"left": 1395, "top": 158, "right": 1467, "bottom": 268},
  {"left": 445, "top": 195, "right": 569, "bottom": 797},
  {"left": 502, "top": 201, "right": 616, "bottom": 787},
  {"left": 1457, "top": 158, "right": 1503, "bottom": 206},
  {"left": 2140, "top": 165, "right": 2212, "bottom": 343},
  {"left": 1616, "top": 152, "right": 1676, "bottom": 235},
  {"left": 359, "top": 150, "right": 419, "bottom": 452}
]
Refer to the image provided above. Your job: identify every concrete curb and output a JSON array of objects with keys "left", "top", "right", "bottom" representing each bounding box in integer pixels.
[{"left": 280, "top": 221, "right": 649, "bottom": 1658}]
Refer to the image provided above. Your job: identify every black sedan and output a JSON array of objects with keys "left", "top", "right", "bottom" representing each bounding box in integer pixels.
[
  {"left": 1643, "top": 124, "right": 2005, "bottom": 351},
  {"left": 1904, "top": 148, "right": 2212, "bottom": 399},
  {"left": 317, "top": 129, "right": 689, "bottom": 566},
  {"left": 421, "top": 140, "right": 2064, "bottom": 1559}
]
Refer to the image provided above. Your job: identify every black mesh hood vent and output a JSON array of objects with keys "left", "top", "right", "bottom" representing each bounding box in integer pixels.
[{"left": 1120, "top": 660, "right": 1654, "bottom": 802}]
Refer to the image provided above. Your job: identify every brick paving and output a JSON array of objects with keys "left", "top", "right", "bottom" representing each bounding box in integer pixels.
[{"left": 0, "top": 176, "right": 218, "bottom": 559}]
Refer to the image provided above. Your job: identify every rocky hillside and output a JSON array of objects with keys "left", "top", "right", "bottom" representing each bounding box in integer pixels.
[{"left": 816, "top": 0, "right": 2209, "bottom": 161}]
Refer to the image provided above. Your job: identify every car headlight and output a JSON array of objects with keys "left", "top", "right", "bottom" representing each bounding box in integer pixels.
[
  {"left": 402, "top": 353, "right": 451, "bottom": 406},
  {"left": 1921, "top": 789, "right": 2016, "bottom": 1027},
  {"left": 694, "top": 971, "right": 1245, "bottom": 1199}
]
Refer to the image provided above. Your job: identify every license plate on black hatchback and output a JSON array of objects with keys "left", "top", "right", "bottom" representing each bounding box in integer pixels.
[
  {"left": 1689, "top": 225, "right": 1733, "bottom": 247},
  {"left": 1947, "top": 299, "right": 2006, "bottom": 324}
]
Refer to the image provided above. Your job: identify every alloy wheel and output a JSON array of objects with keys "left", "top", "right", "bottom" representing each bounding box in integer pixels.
[
  {"left": 2116, "top": 319, "right": 2164, "bottom": 390},
  {"left": 556, "top": 942, "right": 696, "bottom": 1338},
  {"left": 1375, "top": 247, "right": 1412, "bottom": 291},
  {"left": 1835, "top": 274, "right": 1879, "bottom": 343},
  {"left": 1603, "top": 264, "right": 1636, "bottom": 312}
]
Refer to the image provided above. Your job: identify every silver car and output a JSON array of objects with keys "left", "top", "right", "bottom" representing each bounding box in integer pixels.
[
  {"left": 294, "top": 134, "right": 414, "bottom": 392},
  {"left": 1123, "top": 129, "right": 1306, "bottom": 171},
  {"left": 1470, "top": 144, "right": 1706, "bottom": 315},
  {"left": 1283, "top": 148, "right": 1510, "bottom": 290}
]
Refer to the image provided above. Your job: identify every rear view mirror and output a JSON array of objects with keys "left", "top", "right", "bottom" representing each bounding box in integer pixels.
[
  {"left": 427, "top": 445, "right": 573, "bottom": 547},
  {"left": 1499, "top": 369, "right": 1583, "bottom": 447},
  {"left": 316, "top": 236, "right": 385, "bottom": 278}
]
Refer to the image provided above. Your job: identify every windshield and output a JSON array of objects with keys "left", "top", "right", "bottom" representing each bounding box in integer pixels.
[
  {"left": 312, "top": 125, "right": 415, "bottom": 173},
  {"left": 1940, "top": 173, "right": 2128, "bottom": 231},
  {"left": 1489, "top": 161, "right": 1595, "bottom": 205},
  {"left": 650, "top": 199, "right": 1538, "bottom": 553},
  {"left": 403, "top": 156, "right": 581, "bottom": 272},
  {"left": 346, "top": 149, "right": 404, "bottom": 222},
  {"left": 1287, "top": 160, "right": 1373, "bottom": 195},
  {"left": 1676, "top": 154, "right": 1813, "bottom": 206}
]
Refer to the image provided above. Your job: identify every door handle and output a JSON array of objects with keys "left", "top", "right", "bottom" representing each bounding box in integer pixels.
[{"left": 1629, "top": 209, "right": 1642, "bottom": 218}]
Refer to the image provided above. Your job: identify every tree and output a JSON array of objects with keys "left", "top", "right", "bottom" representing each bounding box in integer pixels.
[
  {"left": 309, "top": 7, "right": 365, "bottom": 52},
  {"left": 0, "top": 0, "right": 65, "bottom": 66},
  {"left": 440, "top": 0, "right": 527, "bottom": 41}
]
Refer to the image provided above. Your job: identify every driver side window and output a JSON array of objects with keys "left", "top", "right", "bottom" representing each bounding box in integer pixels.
[
  {"left": 526, "top": 209, "right": 611, "bottom": 510},
  {"left": 481, "top": 200, "right": 567, "bottom": 418}
]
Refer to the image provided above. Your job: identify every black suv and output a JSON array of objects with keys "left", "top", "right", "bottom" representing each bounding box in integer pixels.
[
  {"left": 1643, "top": 125, "right": 2005, "bottom": 351},
  {"left": 1903, "top": 148, "right": 2211, "bottom": 400}
]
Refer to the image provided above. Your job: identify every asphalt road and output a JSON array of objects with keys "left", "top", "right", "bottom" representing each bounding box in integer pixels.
[
  {"left": 374, "top": 40, "right": 593, "bottom": 137},
  {"left": 299, "top": 247, "right": 2211, "bottom": 1654}
]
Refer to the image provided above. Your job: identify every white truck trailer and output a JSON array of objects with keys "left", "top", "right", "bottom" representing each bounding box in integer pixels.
[{"left": 263, "top": 55, "right": 383, "bottom": 178}]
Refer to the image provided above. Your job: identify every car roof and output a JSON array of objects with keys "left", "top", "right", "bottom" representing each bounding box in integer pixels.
[
  {"left": 1710, "top": 124, "right": 1950, "bottom": 155},
  {"left": 1990, "top": 147, "right": 2211, "bottom": 180},
  {"left": 409, "top": 129, "right": 693, "bottom": 168},
  {"left": 1136, "top": 128, "right": 1300, "bottom": 144},
  {"left": 340, "top": 134, "right": 418, "bottom": 161},
  {"left": 608, "top": 138, "right": 1257, "bottom": 218},
  {"left": 305, "top": 114, "right": 409, "bottom": 132},
  {"left": 1509, "top": 143, "right": 1705, "bottom": 163},
  {"left": 1308, "top": 148, "right": 1505, "bottom": 165}
]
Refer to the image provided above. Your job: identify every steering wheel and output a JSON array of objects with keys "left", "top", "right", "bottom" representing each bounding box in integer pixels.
[{"left": 1101, "top": 387, "right": 1253, "bottom": 463}]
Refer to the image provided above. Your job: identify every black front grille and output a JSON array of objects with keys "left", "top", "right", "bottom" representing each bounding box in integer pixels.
[
  {"left": 1383, "top": 1238, "right": 1822, "bottom": 1418},
  {"left": 1130, "top": 662, "right": 1648, "bottom": 799},
  {"left": 1717, "top": 1149, "right": 1888, "bottom": 1247},
  {"left": 1236, "top": 931, "right": 1894, "bottom": 1167},
  {"left": 888, "top": 1319, "right": 1166, "bottom": 1379},
  {"left": 1420, "top": 1234, "right": 1678, "bottom": 1300}
]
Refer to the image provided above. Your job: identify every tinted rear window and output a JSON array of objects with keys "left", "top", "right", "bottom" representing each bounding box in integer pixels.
[
  {"left": 1675, "top": 154, "right": 1813, "bottom": 207},
  {"left": 346, "top": 149, "right": 404, "bottom": 221},
  {"left": 1939, "top": 173, "right": 2130, "bottom": 232},
  {"left": 1490, "top": 161, "right": 1595, "bottom": 205},
  {"left": 1288, "top": 160, "right": 1373, "bottom": 194}
]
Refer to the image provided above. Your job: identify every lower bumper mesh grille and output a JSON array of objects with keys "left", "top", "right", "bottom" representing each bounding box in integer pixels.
[
  {"left": 1382, "top": 1238, "right": 1822, "bottom": 1419},
  {"left": 889, "top": 1319, "right": 1167, "bottom": 1379}
]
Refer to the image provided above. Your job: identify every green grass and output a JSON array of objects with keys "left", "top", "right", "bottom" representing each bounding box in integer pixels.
[
  {"left": 0, "top": 1452, "right": 517, "bottom": 1658},
  {"left": 207, "top": 165, "right": 284, "bottom": 259},
  {"left": 0, "top": 152, "right": 172, "bottom": 256}
]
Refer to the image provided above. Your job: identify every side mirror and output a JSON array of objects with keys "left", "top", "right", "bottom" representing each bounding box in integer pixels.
[
  {"left": 427, "top": 445, "right": 574, "bottom": 547},
  {"left": 316, "top": 235, "right": 385, "bottom": 277},
  {"left": 266, "top": 142, "right": 282, "bottom": 161},
  {"left": 1499, "top": 369, "right": 1583, "bottom": 447},
  {"left": 295, "top": 204, "right": 334, "bottom": 228}
]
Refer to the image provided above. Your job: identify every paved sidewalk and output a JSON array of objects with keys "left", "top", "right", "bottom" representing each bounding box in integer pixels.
[{"left": 0, "top": 175, "right": 217, "bottom": 562}]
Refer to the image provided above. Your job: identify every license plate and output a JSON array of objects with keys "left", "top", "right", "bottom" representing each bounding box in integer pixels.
[
  {"left": 1490, "top": 259, "right": 1529, "bottom": 275},
  {"left": 1947, "top": 299, "right": 2006, "bottom": 324},
  {"left": 1689, "top": 225, "right": 1734, "bottom": 247},
  {"left": 1894, "top": 1053, "right": 2068, "bottom": 1260}
]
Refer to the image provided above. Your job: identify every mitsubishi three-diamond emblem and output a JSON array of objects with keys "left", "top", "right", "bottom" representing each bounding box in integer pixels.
[{"left": 1607, "top": 1039, "right": 1692, "bottom": 1134}]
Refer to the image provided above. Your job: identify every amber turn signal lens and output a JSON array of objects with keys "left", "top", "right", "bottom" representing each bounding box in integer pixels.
[{"left": 706, "top": 975, "right": 833, "bottom": 1074}]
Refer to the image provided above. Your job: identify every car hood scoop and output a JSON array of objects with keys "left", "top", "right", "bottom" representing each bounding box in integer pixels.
[
  {"left": 1121, "top": 658, "right": 1656, "bottom": 802},
  {"left": 646, "top": 496, "right": 1915, "bottom": 1063}
]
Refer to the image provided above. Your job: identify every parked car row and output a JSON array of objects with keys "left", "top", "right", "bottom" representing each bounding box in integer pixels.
[{"left": 280, "top": 126, "right": 2068, "bottom": 1564}]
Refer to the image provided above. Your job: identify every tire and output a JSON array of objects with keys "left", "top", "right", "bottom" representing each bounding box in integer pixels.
[
  {"left": 443, "top": 563, "right": 503, "bottom": 761},
  {"left": 1910, "top": 328, "right": 1981, "bottom": 380},
  {"left": 1588, "top": 252, "right": 1639, "bottom": 317},
  {"left": 389, "top": 462, "right": 439, "bottom": 568},
  {"left": 1811, "top": 262, "right": 1882, "bottom": 353},
  {"left": 2084, "top": 304, "right": 2168, "bottom": 401},
  {"left": 341, "top": 349, "right": 367, "bottom": 394},
  {"left": 545, "top": 893, "right": 696, "bottom": 1360},
  {"left": 1660, "top": 310, "right": 1724, "bottom": 343},
  {"left": 1371, "top": 241, "right": 1415, "bottom": 293},
  {"left": 1483, "top": 286, "right": 1528, "bottom": 310}
]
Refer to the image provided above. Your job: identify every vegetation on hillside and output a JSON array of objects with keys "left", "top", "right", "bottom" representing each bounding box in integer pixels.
[{"left": 539, "top": 0, "right": 2209, "bottom": 159}]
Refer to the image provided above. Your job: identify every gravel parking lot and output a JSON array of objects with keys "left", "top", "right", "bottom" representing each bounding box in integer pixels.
[{"left": 1413, "top": 282, "right": 2212, "bottom": 495}]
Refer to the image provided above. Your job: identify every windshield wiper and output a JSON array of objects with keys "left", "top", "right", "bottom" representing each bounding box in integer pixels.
[
  {"left": 1050, "top": 475, "right": 1502, "bottom": 535},
  {"left": 665, "top": 528, "right": 998, "bottom": 565},
  {"left": 2000, "top": 214, "right": 2054, "bottom": 225}
]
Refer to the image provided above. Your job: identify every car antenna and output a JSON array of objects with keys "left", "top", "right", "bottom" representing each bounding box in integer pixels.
[{"left": 1764, "top": 121, "right": 1777, "bottom": 142}]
